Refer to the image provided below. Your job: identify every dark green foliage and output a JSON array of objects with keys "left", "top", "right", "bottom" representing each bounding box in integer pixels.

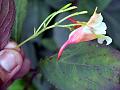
[
  {"left": 40, "top": 42, "right": 120, "bottom": 90},
  {"left": 104, "top": 0, "right": 120, "bottom": 50},
  {"left": 45, "top": 0, "right": 111, "bottom": 11},
  {"left": 12, "top": 0, "right": 28, "bottom": 42},
  {"left": 8, "top": 79, "right": 35, "bottom": 90},
  {"left": 8, "top": 80, "right": 24, "bottom": 90},
  {"left": 96, "top": 0, "right": 112, "bottom": 10},
  {"left": 41, "top": 38, "right": 57, "bottom": 51},
  {"left": 77, "top": 0, "right": 112, "bottom": 15}
]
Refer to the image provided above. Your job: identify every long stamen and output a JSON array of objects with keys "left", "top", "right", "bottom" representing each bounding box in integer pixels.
[
  {"left": 67, "top": 17, "right": 78, "bottom": 24},
  {"left": 67, "top": 17, "right": 81, "bottom": 28}
]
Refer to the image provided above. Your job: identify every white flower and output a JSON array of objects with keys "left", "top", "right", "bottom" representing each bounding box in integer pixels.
[
  {"left": 97, "top": 36, "right": 112, "bottom": 45},
  {"left": 86, "top": 7, "right": 112, "bottom": 45},
  {"left": 57, "top": 8, "right": 113, "bottom": 60}
]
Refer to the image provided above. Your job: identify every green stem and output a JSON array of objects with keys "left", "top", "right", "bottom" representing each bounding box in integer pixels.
[
  {"left": 35, "top": 12, "right": 55, "bottom": 33},
  {"left": 56, "top": 11, "right": 87, "bottom": 24},
  {"left": 56, "top": 23, "right": 86, "bottom": 28},
  {"left": 17, "top": 25, "right": 55, "bottom": 47},
  {"left": 17, "top": 35, "right": 35, "bottom": 47},
  {"left": 17, "top": 4, "right": 87, "bottom": 48},
  {"left": 45, "top": 6, "right": 77, "bottom": 27},
  {"left": 36, "top": 6, "right": 77, "bottom": 33}
]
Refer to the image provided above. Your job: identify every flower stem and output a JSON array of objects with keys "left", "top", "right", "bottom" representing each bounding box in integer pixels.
[
  {"left": 17, "top": 25, "right": 55, "bottom": 47},
  {"left": 16, "top": 4, "right": 87, "bottom": 48},
  {"left": 17, "top": 35, "right": 34, "bottom": 47}
]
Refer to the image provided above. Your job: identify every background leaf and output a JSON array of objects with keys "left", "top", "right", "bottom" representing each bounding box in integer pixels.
[
  {"left": 103, "top": 0, "right": 120, "bottom": 50},
  {"left": 96, "top": 0, "right": 112, "bottom": 11},
  {"left": 8, "top": 80, "right": 24, "bottom": 90},
  {"left": 41, "top": 38, "right": 57, "bottom": 51},
  {"left": 45, "top": 0, "right": 74, "bottom": 9},
  {"left": 77, "top": 0, "right": 112, "bottom": 15},
  {"left": 12, "top": 0, "right": 28, "bottom": 43},
  {"left": 40, "top": 42, "right": 120, "bottom": 90},
  {"left": 8, "top": 79, "right": 35, "bottom": 90}
]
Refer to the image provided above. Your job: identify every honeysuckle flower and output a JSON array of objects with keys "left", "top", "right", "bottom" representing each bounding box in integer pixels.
[
  {"left": 0, "top": 41, "right": 31, "bottom": 89},
  {"left": 57, "top": 8, "right": 112, "bottom": 60},
  {"left": 67, "top": 17, "right": 81, "bottom": 29}
]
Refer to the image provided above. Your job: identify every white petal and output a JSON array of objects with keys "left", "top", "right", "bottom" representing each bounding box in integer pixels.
[
  {"left": 94, "top": 22, "right": 107, "bottom": 31},
  {"left": 96, "top": 13, "right": 103, "bottom": 24},
  {"left": 97, "top": 37, "right": 105, "bottom": 44},
  {"left": 92, "top": 22, "right": 107, "bottom": 34},
  {"left": 88, "top": 13, "right": 103, "bottom": 27},
  {"left": 105, "top": 36, "right": 112, "bottom": 45},
  {"left": 83, "top": 26, "right": 92, "bottom": 34},
  {"left": 97, "top": 36, "right": 112, "bottom": 45}
]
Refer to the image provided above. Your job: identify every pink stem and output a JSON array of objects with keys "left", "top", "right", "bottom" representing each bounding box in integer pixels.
[{"left": 57, "top": 41, "right": 69, "bottom": 60}]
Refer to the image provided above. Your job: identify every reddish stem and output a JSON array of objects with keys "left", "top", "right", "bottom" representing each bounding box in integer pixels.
[
  {"left": 67, "top": 17, "right": 81, "bottom": 29},
  {"left": 67, "top": 17, "right": 78, "bottom": 24}
]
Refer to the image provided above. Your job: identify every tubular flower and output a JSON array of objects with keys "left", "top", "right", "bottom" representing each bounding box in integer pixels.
[{"left": 57, "top": 8, "right": 112, "bottom": 60}]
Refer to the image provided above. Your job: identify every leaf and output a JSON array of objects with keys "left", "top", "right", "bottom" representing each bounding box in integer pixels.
[
  {"left": 45, "top": 0, "right": 112, "bottom": 14},
  {"left": 41, "top": 38, "right": 57, "bottom": 51},
  {"left": 8, "top": 79, "right": 35, "bottom": 90},
  {"left": 103, "top": 0, "right": 120, "bottom": 50},
  {"left": 40, "top": 42, "right": 120, "bottom": 90},
  {"left": 77, "top": 0, "right": 112, "bottom": 15},
  {"left": 0, "top": 0, "right": 15, "bottom": 49},
  {"left": 96, "top": 0, "right": 112, "bottom": 11},
  {"left": 8, "top": 80, "right": 24, "bottom": 90},
  {"left": 12, "top": 0, "right": 28, "bottom": 42},
  {"left": 45, "top": 0, "right": 74, "bottom": 9}
]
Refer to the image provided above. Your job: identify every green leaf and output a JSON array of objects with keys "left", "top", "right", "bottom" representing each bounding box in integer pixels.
[
  {"left": 77, "top": 0, "right": 112, "bottom": 15},
  {"left": 96, "top": 0, "right": 112, "bottom": 11},
  {"left": 8, "top": 79, "right": 36, "bottom": 90},
  {"left": 12, "top": 0, "right": 28, "bottom": 43},
  {"left": 8, "top": 80, "right": 24, "bottom": 90},
  {"left": 41, "top": 38, "right": 57, "bottom": 51},
  {"left": 103, "top": 3, "right": 120, "bottom": 49},
  {"left": 45, "top": 0, "right": 74, "bottom": 9},
  {"left": 40, "top": 42, "right": 120, "bottom": 90}
]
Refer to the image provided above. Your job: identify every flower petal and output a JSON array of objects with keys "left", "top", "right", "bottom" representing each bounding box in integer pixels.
[
  {"left": 68, "top": 27, "right": 85, "bottom": 42},
  {"left": 87, "top": 13, "right": 103, "bottom": 27},
  {"left": 105, "top": 36, "right": 112, "bottom": 45},
  {"left": 57, "top": 7, "right": 112, "bottom": 60},
  {"left": 97, "top": 36, "right": 112, "bottom": 45},
  {"left": 93, "top": 22, "right": 107, "bottom": 34},
  {"left": 57, "top": 41, "right": 69, "bottom": 60},
  {"left": 83, "top": 26, "right": 93, "bottom": 34},
  {"left": 57, "top": 27, "right": 97, "bottom": 60}
]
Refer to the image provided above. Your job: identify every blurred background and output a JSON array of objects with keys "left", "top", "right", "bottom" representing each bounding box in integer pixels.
[{"left": 9, "top": 0, "right": 120, "bottom": 90}]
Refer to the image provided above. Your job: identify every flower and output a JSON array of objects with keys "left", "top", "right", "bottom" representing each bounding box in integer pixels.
[
  {"left": 57, "top": 8, "right": 112, "bottom": 60},
  {"left": 0, "top": 41, "right": 31, "bottom": 89}
]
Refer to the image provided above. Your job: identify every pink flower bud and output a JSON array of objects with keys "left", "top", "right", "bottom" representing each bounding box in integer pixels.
[{"left": 0, "top": 41, "right": 31, "bottom": 89}]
